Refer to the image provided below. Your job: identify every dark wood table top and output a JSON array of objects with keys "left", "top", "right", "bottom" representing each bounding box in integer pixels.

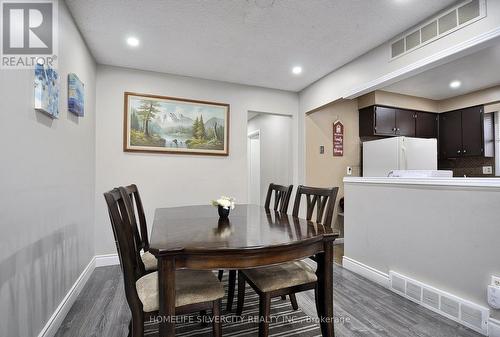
[{"left": 150, "top": 204, "right": 337, "bottom": 255}]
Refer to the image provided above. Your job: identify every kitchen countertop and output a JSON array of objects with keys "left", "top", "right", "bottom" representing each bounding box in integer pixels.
[{"left": 343, "top": 176, "right": 500, "bottom": 188}]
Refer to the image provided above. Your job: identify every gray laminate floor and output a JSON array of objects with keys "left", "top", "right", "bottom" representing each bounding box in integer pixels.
[{"left": 55, "top": 263, "right": 482, "bottom": 337}]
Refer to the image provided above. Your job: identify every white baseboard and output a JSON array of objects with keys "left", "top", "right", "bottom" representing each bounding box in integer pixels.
[
  {"left": 390, "top": 271, "right": 489, "bottom": 335},
  {"left": 95, "top": 253, "right": 119, "bottom": 267},
  {"left": 37, "top": 257, "right": 96, "bottom": 337},
  {"left": 342, "top": 256, "right": 493, "bottom": 336},
  {"left": 342, "top": 256, "right": 390, "bottom": 288},
  {"left": 489, "top": 318, "right": 500, "bottom": 337},
  {"left": 36, "top": 254, "right": 119, "bottom": 337}
]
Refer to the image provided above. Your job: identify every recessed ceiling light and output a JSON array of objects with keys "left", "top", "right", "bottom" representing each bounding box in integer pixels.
[
  {"left": 292, "top": 66, "right": 302, "bottom": 75},
  {"left": 449, "top": 80, "right": 461, "bottom": 89},
  {"left": 126, "top": 36, "right": 140, "bottom": 47}
]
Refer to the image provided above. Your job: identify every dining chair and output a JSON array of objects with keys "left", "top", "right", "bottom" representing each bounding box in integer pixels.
[
  {"left": 292, "top": 185, "right": 339, "bottom": 227},
  {"left": 264, "top": 183, "right": 293, "bottom": 212},
  {"left": 121, "top": 184, "right": 157, "bottom": 272},
  {"left": 104, "top": 187, "right": 224, "bottom": 337},
  {"left": 264, "top": 183, "right": 297, "bottom": 305},
  {"left": 224, "top": 183, "right": 294, "bottom": 312},
  {"left": 236, "top": 185, "right": 339, "bottom": 337}
]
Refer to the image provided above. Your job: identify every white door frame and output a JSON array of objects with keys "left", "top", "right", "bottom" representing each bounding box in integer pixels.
[
  {"left": 247, "top": 130, "right": 261, "bottom": 205},
  {"left": 495, "top": 111, "right": 499, "bottom": 176}
]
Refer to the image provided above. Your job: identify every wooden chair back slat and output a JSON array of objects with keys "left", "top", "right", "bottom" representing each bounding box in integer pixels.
[
  {"left": 104, "top": 188, "right": 145, "bottom": 313},
  {"left": 121, "top": 184, "right": 150, "bottom": 251},
  {"left": 292, "top": 185, "right": 339, "bottom": 226},
  {"left": 264, "top": 183, "right": 293, "bottom": 213}
]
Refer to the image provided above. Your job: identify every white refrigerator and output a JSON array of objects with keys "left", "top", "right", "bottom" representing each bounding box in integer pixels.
[{"left": 362, "top": 137, "right": 438, "bottom": 177}]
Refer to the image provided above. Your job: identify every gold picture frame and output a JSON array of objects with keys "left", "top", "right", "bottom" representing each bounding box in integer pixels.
[{"left": 124, "top": 92, "right": 229, "bottom": 156}]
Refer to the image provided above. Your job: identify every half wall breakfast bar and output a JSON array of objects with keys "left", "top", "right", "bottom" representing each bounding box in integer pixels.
[{"left": 342, "top": 177, "right": 500, "bottom": 336}]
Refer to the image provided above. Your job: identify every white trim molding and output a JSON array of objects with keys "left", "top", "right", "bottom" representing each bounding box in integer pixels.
[
  {"left": 489, "top": 318, "right": 500, "bottom": 337},
  {"left": 37, "top": 257, "right": 96, "bottom": 337},
  {"left": 343, "top": 256, "right": 496, "bottom": 336},
  {"left": 343, "top": 176, "right": 500, "bottom": 188},
  {"left": 390, "top": 271, "right": 489, "bottom": 335},
  {"left": 342, "top": 256, "right": 390, "bottom": 288},
  {"left": 95, "top": 253, "right": 120, "bottom": 267},
  {"left": 36, "top": 254, "right": 120, "bottom": 337}
]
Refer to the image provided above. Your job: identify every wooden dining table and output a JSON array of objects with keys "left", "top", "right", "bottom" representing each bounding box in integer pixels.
[{"left": 148, "top": 204, "right": 338, "bottom": 337}]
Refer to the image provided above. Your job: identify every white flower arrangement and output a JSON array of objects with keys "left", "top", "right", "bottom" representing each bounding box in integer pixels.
[{"left": 211, "top": 196, "right": 235, "bottom": 210}]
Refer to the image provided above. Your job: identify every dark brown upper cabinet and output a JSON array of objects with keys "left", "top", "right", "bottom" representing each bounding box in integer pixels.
[
  {"left": 415, "top": 112, "right": 438, "bottom": 138},
  {"left": 359, "top": 105, "right": 432, "bottom": 138},
  {"left": 461, "top": 106, "right": 484, "bottom": 156},
  {"left": 395, "top": 109, "right": 416, "bottom": 136},
  {"left": 373, "top": 106, "right": 397, "bottom": 135},
  {"left": 439, "top": 106, "right": 484, "bottom": 159},
  {"left": 439, "top": 110, "right": 462, "bottom": 158}
]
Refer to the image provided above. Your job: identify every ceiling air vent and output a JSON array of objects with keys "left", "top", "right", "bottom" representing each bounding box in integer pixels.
[
  {"left": 421, "top": 21, "right": 438, "bottom": 43},
  {"left": 390, "top": 0, "right": 485, "bottom": 60}
]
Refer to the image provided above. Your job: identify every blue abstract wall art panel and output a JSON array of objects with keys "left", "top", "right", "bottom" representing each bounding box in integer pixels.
[
  {"left": 34, "top": 64, "right": 59, "bottom": 118},
  {"left": 68, "top": 73, "right": 84, "bottom": 117}
]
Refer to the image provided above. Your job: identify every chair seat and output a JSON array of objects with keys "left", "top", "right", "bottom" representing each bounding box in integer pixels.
[
  {"left": 141, "top": 251, "right": 157, "bottom": 271},
  {"left": 243, "top": 260, "right": 317, "bottom": 292},
  {"left": 136, "top": 270, "right": 224, "bottom": 312}
]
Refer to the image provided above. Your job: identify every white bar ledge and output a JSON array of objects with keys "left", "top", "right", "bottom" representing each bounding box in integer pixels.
[{"left": 343, "top": 176, "right": 500, "bottom": 188}]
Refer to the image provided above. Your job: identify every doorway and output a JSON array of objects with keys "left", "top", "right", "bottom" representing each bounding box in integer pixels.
[
  {"left": 247, "top": 112, "right": 293, "bottom": 206},
  {"left": 248, "top": 130, "right": 261, "bottom": 205}
]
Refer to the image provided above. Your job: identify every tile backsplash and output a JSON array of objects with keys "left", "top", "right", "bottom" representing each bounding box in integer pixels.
[{"left": 439, "top": 156, "right": 496, "bottom": 177}]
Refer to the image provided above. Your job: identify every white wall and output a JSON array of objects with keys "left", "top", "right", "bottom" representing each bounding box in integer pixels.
[
  {"left": 299, "top": 1, "right": 500, "bottom": 113},
  {"left": 247, "top": 114, "right": 293, "bottom": 205},
  {"left": 94, "top": 65, "right": 298, "bottom": 254},
  {"left": 0, "top": 2, "right": 96, "bottom": 336},
  {"left": 344, "top": 179, "right": 500, "bottom": 320}
]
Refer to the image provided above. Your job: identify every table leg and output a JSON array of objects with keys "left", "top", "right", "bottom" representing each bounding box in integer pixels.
[
  {"left": 159, "top": 257, "right": 176, "bottom": 337},
  {"left": 316, "top": 242, "right": 334, "bottom": 337}
]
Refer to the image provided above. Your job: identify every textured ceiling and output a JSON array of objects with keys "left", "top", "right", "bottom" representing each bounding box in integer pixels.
[
  {"left": 66, "top": 0, "right": 456, "bottom": 92},
  {"left": 384, "top": 41, "right": 500, "bottom": 100}
]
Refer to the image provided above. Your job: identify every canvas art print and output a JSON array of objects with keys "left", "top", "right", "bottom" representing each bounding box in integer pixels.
[
  {"left": 34, "top": 63, "right": 59, "bottom": 118},
  {"left": 68, "top": 73, "right": 84, "bottom": 116},
  {"left": 124, "top": 92, "right": 229, "bottom": 155}
]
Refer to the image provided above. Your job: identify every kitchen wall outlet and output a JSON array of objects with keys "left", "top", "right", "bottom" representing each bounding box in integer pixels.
[
  {"left": 492, "top": 276, "right": 500, "bottom": 287},
  {"left": 483, "top": 166, "right": 493, "bottom": 174},
  {"left": 346, "top": 166, "right": 352, "bottom": 176},
  {"left": 319, "top": 146, "right": 325, "bottom": 154}
]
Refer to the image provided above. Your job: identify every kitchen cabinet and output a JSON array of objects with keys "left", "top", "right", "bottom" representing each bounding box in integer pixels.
[
  {"left": 439, "top": 110, "right": 462, "bottom": 158},
  {"left": 374, "top": 106, "right": 397, "bottom": 135},
  {"left": 415, "top": 112, "right": 438, "bottom": 138},
  {"left": 359, "top": 105, "right": 432, "bottom": 138},
  {"left": 395, "top": 109, "right": 416, "bottom": 136},
  {"left": 461, "top": 106, "right": 484, "bottom": 156},
  {"left": 439, "top": 106, "right": 484, "bottom": 159}
]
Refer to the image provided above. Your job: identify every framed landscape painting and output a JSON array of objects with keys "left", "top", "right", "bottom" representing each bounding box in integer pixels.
[{"left": 124, "top": 92, "right": 230, "bottom": 156}]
